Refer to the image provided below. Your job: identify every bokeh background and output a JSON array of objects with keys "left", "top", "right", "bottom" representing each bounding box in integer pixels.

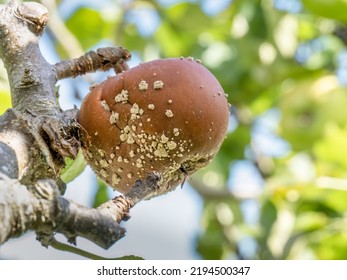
[{"left": 2, "top": 0, "right": 347, "bottom": 260}]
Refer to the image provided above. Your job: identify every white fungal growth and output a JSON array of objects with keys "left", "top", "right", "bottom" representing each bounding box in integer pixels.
[
  {"left": 129, "top": 150, "right": 135, "bottom": 158},
  {"left": 153, "top": 80, "right": 164, "bottom": 89},
  {"left": 98, "top": 149, "right": 105, "bottom": 157},
  {"left": 112, "top": 174, "right": 121, "bottom": 185},
  {"left": 115, "top": 89, "right": 129, "bottom": 103},
  {"left": 130, "top": 103, "right": 140, "bottom": 114},
  {"left": 100, "top": 159, "right": 109, "bottom": 168},
  {"left": 100, "top": 100, "right": 110, "bottom": 111},
  {"left": 166, "top": 141, "right": 177, "bottom": 150},
  {"left": 154, "top": 144, "right": 168, "bottom": 157},
  {"left": 109, "top": 111, "right": 119, "bottom": 124},
  {"left": 151, "top": 141, "right": 158, "bottom": 148},
  {"left": 160, "top": 134, "right": 169, "bottom": 143},
  {"left": 173, "top": 128, "right": 180, "bottom": 136},
  {"left": 120, "top": 133, "right": 128, "bottom": 142},
  {"left": 100, "top": 169, "right": 108, "bottom": 178},
  {"left": 120, "top": 124, "right": 137, "bottom": 144},
  {"left": 136, "top": 159, "right": 143, "bottom": 168},
  {"left": 165, "top": 109, "right": 174, "bottom": 118},
  {"left": 127, "top": 134, "right": 135, "bottom": 144},
  {"left": 139, "top": 80, "right": 148, "bottom": 91},
  {"left": 148, "top": 104, "right": 155, "bottom": 110}
]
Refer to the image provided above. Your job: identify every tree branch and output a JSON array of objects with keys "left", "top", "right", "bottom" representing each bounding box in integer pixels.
[
  {"left": 0, "top": 174, "right": 125, "bottom": 249},
  {"left": 0, "top": 0, "right": 154, "bottom": 252},
  {"left": 0, "top": 171, "right": 161, "bottom": 249},
  {"left": 0, "top": 171, "right": 160, "bottom": 249}
]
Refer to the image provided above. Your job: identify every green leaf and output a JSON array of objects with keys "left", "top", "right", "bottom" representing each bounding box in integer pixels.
[
  {"left": 294, "top": 211, "right": 327, "bottom": 233},
  {"left": 260, "top": 199, "right": 277, "bottom": 238},
  {"left": 164, "top": 3, "right": 211, "bottom": 36},
  {"left": 219, "top": 125, "right": 251, "bottom": 161},
  {"left": 114, "top": 255, "right": 144, "bottom": 260},
  {"left": 60, "top": 150, "right": 87, "bottom": 183},
  {"left": 313, "top": 123, "right": 347, "bottom": 174},
  {"left": 93, "top": 178, "right": 110, "bottom": 208},
  {"left": 65, "top": 7, "right": 113, "bottom": 50},
  {"left": 294, "top": 185, "right": 347, "bottom": 215},
  {"left": 155, "top": 3, "right": 211, "bottom": 57},
  {"left": 196, "top": 230, "right": 225, "bottom": 260},
  {"left": 310, "top": 233, "right": 347, "bottom": 259},
  {"left": 279, "top": 75, "right": 347, "bottom": 151},
  {"left": 302, "top": 0, "right": 347, "bottom": 22},
  {"left": 51, "top": 238, "right": 144, "bottom": 259}
]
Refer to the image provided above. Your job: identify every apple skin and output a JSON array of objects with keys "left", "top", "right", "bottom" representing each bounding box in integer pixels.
[{"left": 78, "top": 57, "right": 229, "bottom": 198}]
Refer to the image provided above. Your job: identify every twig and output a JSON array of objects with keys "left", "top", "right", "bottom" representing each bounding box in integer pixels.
[
  {"left": 53, "top": 47, "right": 131, "bottom": 80},
  {"left": 98, "top": 172, "right": 161, "bottom": 222}
]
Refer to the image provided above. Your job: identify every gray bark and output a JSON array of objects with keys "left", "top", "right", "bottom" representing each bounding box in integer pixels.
[{"left": 0, "top": 0, "right": 157, "bottom": 250}]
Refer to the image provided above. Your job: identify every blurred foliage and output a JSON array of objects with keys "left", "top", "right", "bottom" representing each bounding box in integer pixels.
[{"left": 3, "top": 0, "right": 347, "bottom": 259}]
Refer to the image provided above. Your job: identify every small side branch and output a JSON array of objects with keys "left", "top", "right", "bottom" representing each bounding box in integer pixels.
[
  {"left": 98, "top": 172, "right": 161, "bottom": 222},
  {"left": 53, "top": 47, "right": 131, "bottom": 81}
]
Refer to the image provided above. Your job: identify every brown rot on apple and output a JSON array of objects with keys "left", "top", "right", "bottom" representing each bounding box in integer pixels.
[{"left": 78, "top": 57, "right": 230, "bottom": 199}]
